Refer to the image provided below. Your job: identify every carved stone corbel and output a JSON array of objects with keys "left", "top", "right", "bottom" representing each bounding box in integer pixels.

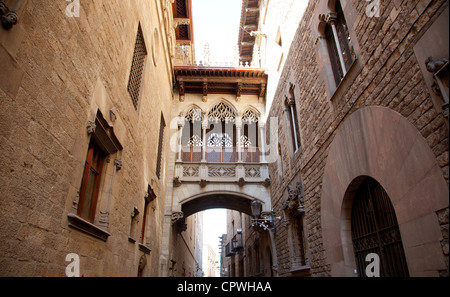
[
  {"left": 86, "top": 121, "right": 96, "bottom": 135},
  {"left": 138, "top": 254, "right": 147, "bottom": 273},
  {"left": 114, "top": 159, "right": 122, "bottom": 171},
  {"left": 172, "top": 211, "right": 184, "bottom": 224},
  {"left": 179, "top": 81, "right": 185, "bottom": 102},
  {"left": 425, "top": 56, "right": 449, "bottom": 119},
  {"left": 173, "top": 176, "right": 182, "bottom": 187},
  {"left": 199, "top": 179, "right": 208, "bottom": 188},
  {"left": 202, "top": 82, "right": 208, "bottom": 102},
  {"left": 0, "top": 0, "right": 19, "bottom": 30},
  {"left": 296, "top": 182, "right": 305, "bottom": 214}
]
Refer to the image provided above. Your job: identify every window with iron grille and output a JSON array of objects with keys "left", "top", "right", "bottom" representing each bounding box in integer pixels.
[{"left": 127, "top": 24, "right": 147, "bottom": 111}]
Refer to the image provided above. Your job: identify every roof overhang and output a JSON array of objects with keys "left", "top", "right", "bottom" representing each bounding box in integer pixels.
[
  {"left": 238, "top": 0, "right": 261, "bottom": 65},
  {"left": 174, "top": 66, "right": 267, "bottom": 102}
]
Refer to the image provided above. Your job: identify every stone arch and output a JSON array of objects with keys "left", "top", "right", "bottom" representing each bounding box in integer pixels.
[
  {"left": 181, "top": 104, "right": 204, "bottom": 122},
  {"left": 172, "top": 183, "right": 272, "bottom": 216},
  {"left": 180, "top": 191, "right": 265, "bottom": 218},
  {"left": 240, "top": 106, "right": 261, "bottom": 123},
  {"left": 321, "top": 106, "right": 448, "bottom": 276}
]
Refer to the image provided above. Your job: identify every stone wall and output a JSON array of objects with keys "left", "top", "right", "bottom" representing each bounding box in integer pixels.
[
  {"left": 0, "top": 0, "right": 177, "bottom": 276},
  {"left": 267, "top": 0, "right": 449, "bottom": 276}
]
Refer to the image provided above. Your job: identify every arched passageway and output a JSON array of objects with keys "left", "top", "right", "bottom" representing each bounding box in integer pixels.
[{"left": 181, "top": 191, "right": 260, "bottom": 218}]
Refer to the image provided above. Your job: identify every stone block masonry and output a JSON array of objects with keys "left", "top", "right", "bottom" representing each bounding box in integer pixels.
[
  {"left": 0, "top": 0, "right": 176, "bottom": 276},
  {"left": 267, "top": 0, "right": 449, "bottom": 276}
]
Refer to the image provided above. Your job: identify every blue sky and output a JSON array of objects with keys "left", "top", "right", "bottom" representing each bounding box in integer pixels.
[{"left": 192, "top": 0, "right": 242, "bottom": 62}]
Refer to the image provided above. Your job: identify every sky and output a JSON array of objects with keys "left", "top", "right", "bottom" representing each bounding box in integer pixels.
[
  {"left": 191, "top": 0, "right": 243, "bottom": 63},
  {"left": 202, "top": 209, "right": 227, "bottom": 259}
]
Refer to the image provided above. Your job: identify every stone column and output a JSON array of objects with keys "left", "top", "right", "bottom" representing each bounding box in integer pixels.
[
  {"left": 202, "top": 117, "right": 208, "bottom": 162},
  {"left": 286, "top": 97, "right": 299, "bottom": 152},
  {"left": 258, "top": 119, "right": 266, "bottom": 163},
  {"left": 177, "top": 118, "right": 185, "bottom": 162},
  {"left": 235, "top": 117, "right": 242, "bottom": 162},
  {"left": 328, "top": 12, "right": 347, "bottom": 76}
]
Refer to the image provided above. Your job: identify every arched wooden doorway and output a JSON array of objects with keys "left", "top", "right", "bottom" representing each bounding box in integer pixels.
[{"left": 351, "top": 177, "right": 409, "bottom": 277}]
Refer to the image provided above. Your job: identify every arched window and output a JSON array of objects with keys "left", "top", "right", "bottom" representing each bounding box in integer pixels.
[
  {"left": 351, "top": 177, "right": 409, "bottom": 277},
  {"left": 322, "top": 1, "right": 355, "bottom": 86},
  {"left": 285, "top": 84, "right": 301, "bottom": 153},
  {"left": 241, "top": 108, "right": 260, "bottom": 162},
  {"left": 182, "top": 107, "right": 203, "bottom": 162},
  {"left": 207, "top": 101, "right": 237, "bottom": 162}
]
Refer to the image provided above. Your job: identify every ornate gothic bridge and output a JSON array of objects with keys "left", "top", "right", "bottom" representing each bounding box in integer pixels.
[{"left": 170, "top": 66, "right": 272, "bottom": 227}]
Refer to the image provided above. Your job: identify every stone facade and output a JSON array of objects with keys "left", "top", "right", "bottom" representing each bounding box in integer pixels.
[
  {"left": 0, "top": 0, "right": 204, "bottom": 277},
  {"left": 0, "top": 0, "right": 448, "bottom": 278},
  {"left": 264, "top": 0, "right": 449, "bottom": 277}
]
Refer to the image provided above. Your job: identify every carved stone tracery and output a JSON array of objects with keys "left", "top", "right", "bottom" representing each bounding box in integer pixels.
[{"left": 208, "top": 102, "right": 237, "bottom": 123}]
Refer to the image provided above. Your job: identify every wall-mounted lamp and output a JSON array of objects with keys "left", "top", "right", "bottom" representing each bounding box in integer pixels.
[
  {"left": 250, "top": 200, "right": 281, "bottom": 231},
  {"left": 0, "top": 0, "right": 22, "bottom": 30}
]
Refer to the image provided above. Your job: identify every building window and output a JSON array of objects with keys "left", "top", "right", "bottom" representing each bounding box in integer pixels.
[
  {"left": 182, "top": 107, "right": 203, "bottom": 162},
  {"left": 323, "top": 1, "right": 355, "bottom": 86},
  {"left": 78, "top": 142, "right": 105, "bottom": 222},
  {"left": 292, "top": 215, "right": 307, "bottom": 267},
  {"left": 127, "top": 23, "right": 147, "bottom": 111},
  {"left": 156, "top": 113, "right": 166, "bottom": 179},
  {"left": 285, "top": 85, "right": 301, "bottom": 153},
  {"left": 68, "top": 110, "right": 123, "bottom": 241}
]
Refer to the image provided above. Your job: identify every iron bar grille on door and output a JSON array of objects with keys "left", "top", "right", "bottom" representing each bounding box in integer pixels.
[
  {"left": 351, "top": 178, "right": 409, "bottom": 277},
  {"left": 127, "top": 24, "right": 147, "bottom": 111}
]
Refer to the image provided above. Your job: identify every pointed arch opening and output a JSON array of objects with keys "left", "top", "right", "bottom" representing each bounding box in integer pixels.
[
  {"left": 182, "top": 105, "right": 204, "bottom": 162},
  {"left": 206, "top": 101, "right": 238, "bottom": 162}
]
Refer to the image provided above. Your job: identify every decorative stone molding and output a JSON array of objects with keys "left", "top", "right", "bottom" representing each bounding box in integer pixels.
[
  {"left": 173, "top": 176, "right": 182, "bottom": 187},
  {"left": 171, "top": 211, "right": 184, "bottom": 224},
  {"left": 199, "top": 179, "right": 208, "bottom": 188},
  {"left": 425, "top": 56, "right": 449, "bottom": 119},
  {"left": 284, "top": 182, "right": 305, "bottom": 214},
  {"left": 0, "top": 0, "right": 19, "bottom": 30},
  {"left": 173, "top": 17, "right": 190, "bottom": 28},
  {"left": 67, "top": 213, "right": 111, "bottom": 242},
  {"left": 109, "top": 107, "right": 118, "bottom": 123},
  {"left": 131, "top": 206, "right": 140, "bottom": 220},
  {"left": 86, "top": 121, "right": 96, "bottom": 135},
  {"left": 145, "top": 184, "right": 157, "bottom": 203},
  {"left": 114, "top": 159, "right": 122, "bottom": 171},
  {"left": 138, "top": 254, "right": 147, "bottom": 272}
]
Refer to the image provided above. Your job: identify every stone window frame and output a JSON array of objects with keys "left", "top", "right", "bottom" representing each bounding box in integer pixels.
[
  {"left": 138, "top": 183, "right": 157, "bottom": 255},
  {"left": 315, "top": 0, "right": 361, "bottom": 100},
  {"left": 68, "top": 110, "right": 123, "bottom": 242},
  {"left": 282, "top": 181, "right": 310, "bottom": 274},
  {"left": 156, "top": 113, "right": 166, "bottom": 180},
  {"left": 284, "top": 84, "right": 302, "bottom": 156}
]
